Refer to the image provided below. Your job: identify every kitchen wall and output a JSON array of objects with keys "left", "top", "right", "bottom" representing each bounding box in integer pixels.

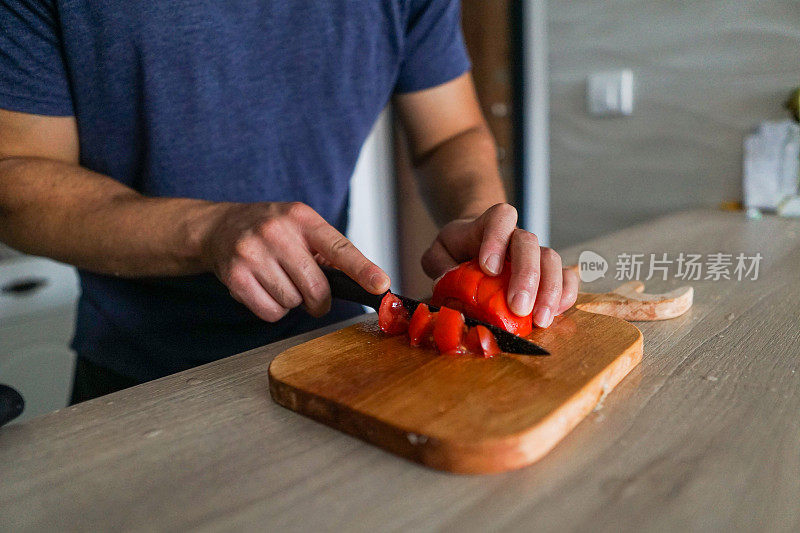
[{"left": 548, "top": 0, "right": 800, "bottom": 248}]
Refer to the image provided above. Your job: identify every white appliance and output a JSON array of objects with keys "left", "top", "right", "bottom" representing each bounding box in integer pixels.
[{"left": 0, "top": 255, "right": 79, "bottom": 423}]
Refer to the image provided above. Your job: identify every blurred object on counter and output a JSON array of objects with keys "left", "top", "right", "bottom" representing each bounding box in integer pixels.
[
  {"left": 718, "top": 200, "right": 743, "bottom": 211},
  {"left": 787, "top": 87, "right": 799, "bottom": 122},
  {"left": 743, "top": 120, "right": 799, "bottom": 211},
  {"left": 777, "top": 195, "right": 800, "bottom": 217},
  {"left": 745, "top": 207, "right": 763, "bottom": 220}
]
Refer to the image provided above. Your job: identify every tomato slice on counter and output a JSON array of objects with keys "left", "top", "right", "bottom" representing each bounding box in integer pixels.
[
  {"left": 464, "top": 325, "right": 501, "bottom": 358},
  {"left": 433, "top": 306, "right": 466, "bottom": 355},
  {"left": 431, "top": 260, "right": 533, "bottom": 337},
  {"left": 408, "top": 303, "right": 436, "bottom": 347},
  {"left": 378, "top": 293, "right": 410, "bottom": 335}
]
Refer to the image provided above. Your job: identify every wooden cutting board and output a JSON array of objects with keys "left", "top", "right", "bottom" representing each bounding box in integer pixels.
[{"left": 268, "top": 304, "right": 643, "bottom": 474}]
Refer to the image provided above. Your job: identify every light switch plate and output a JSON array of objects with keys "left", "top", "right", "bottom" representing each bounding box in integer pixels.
[{"left": 587, "top": 69, "right": 634, "bottom": 117}]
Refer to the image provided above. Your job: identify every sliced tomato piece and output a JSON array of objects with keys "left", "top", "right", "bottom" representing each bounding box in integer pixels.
[
  {"left": 431, "top": 260, "right": 484, "bottom": 309},
  {"left": 436, "top": 297, "right": 467, "bottom": 315},
  {"left": 464, "top": 326, "right": 482, "bottom": 355},
  {"left": 433, "top": 306, "right": 466, "bottom": 355},
  {"left": 378, "top": 293, "right": 409, "bottom": 335},
  {"left": 408, "top": 303, "right": 436, "bottom": 347},
  {"left": 466, "top": 325, "right": 501, "bottom": 358}
]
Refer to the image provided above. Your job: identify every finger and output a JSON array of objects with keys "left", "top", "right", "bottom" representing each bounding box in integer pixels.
[
  {"left": 477, "top": 203, "right": 518, "bottom": 276},
  {"left": 557, "top": 267, "right": 579, "bottom": 315},
  {"left": 434, "top": 218, "right": 482, "bottom": 264},
  {"left": 251, "top": 259, "right": 304, "bottom": 310},
  {"left": 506, "top": 229, "right": 541, "bottom": 317},
  {"left": 421, "top": 237, "right": 459, "bottom": 280},
  {"left": 278, "top": 242, "right": 333, "bottom": 318},
  {"left": 304, "top": 217, "right": 390, "bottom": 294},
  {"left": 532, "top": 247, "right": 563, "bottom": 328},
  {"left": 226, "top": 265, "right": 289, "bottom": 322}
]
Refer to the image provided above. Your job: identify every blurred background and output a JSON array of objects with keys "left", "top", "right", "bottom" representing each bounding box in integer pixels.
[
  {"left": 2, "top": 0, "right": 799, "bottom": 421},
  {"left": 382, "top": 0, "right": 800, "bottom": 298}
]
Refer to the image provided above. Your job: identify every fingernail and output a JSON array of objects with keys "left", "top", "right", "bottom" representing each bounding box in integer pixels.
[
  {"left": 511, "top": 291, "right": 532, "bottom": 316},
  {"left": 370, "top": 272, "right": 389, "bottom": 292},
  {"left": 485, "top": 253, "right": 502, "bottom": 275},
  {"left": 534, "top": 307, "right": 552, "bottom": 328}
]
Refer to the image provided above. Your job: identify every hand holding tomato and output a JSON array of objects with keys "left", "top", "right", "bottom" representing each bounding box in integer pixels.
[{"left": 421, "top": 203, "right": 578, "bottom": 328}]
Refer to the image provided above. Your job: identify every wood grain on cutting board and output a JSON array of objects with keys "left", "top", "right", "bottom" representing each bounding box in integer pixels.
[{"left": 269, "top": 306, "right": 642, "bottom": 474}]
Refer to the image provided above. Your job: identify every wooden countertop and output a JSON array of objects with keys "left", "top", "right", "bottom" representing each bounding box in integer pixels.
[{"left": 1, "top": 209, "right": 798, "bottom": 531}]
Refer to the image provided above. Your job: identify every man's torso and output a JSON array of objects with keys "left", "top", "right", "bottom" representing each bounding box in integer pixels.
[{"left": 1, "top": 0, "right": 469, "bottom": 380}]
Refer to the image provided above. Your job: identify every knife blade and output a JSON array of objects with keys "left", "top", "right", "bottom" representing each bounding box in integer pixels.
[{"left": 321, "top": 266, "right": 549, "bottom": 356}]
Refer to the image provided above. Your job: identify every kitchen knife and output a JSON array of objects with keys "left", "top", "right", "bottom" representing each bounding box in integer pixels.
[{"left": 321, "top": 266, "right": 549, "bottom": 356}]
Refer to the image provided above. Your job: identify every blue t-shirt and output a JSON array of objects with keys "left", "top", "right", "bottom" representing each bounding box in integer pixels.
[{"left": 0, "top": 0, "right": 470, "bottom": 381}]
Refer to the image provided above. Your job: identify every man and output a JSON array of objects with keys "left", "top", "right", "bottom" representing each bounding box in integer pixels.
[{"left": 0, "top": 1, "right": 578, "bottom": 402}]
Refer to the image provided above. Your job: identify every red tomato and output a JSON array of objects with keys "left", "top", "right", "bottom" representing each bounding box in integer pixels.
[
  {"left": 464, "top": 325, "right": 501, "bottom": 358},
  {"left": 437, "top": 260, "right": 484, "bottom": 307},
  {"left": 432, "top": 260, "right": 533, "bottom": 337},
  {"left": 378, "top": 293, "right": 409, "bottom": 335},
  {"left": 433, "top": 306, "right": 466, "bottom": 355},
  {"left": 464, "top": 327, "right": 480, "bottom": 355},
  {"left": 408, "top": 303, "right": 436, "bottom": 347}
]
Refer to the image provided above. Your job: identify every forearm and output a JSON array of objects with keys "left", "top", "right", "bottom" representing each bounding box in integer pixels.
[
  {"left": 412, "top": 124, "right": 507, "bottom": 226},
  {"left": 0, "top": 157, "right": 224, "bottom": 276}
]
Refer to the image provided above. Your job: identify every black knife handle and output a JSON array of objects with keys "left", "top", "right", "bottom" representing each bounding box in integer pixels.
[
  {"left": 321, "top": 266, "right": 385, "bottom": 311},
  {"left": 0, "top": 384, "right": 24, "bottom": 427}
]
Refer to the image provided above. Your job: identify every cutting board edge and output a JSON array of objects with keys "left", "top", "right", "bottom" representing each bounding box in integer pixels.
[{"left": 268, "top": 326, "right": 643, "bottom": 474}]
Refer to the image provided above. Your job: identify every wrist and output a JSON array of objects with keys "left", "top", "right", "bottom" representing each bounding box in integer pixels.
[{"left": 181, "top": 200, "right": 235, "bottom": 272}]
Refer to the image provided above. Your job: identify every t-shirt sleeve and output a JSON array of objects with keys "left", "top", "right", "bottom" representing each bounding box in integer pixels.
[
  {"left": 394, "top": 0, "right": 471, "bottom": 94},
  {"left": 0, "top": 0, "right": 74, "bottom": 115}
]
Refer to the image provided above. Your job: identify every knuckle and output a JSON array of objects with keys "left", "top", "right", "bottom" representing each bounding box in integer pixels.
[
  {"left": 282, "top": 288, "right": 304, "bottom": 308},
  {"left": 564, "top": 268, "right": 579, "bottom": 286},
  {"left": 514, "top": 228, "right": 539, "bottom": 247},
  {"left": 225, "top": 264, "right": 249, "bottom": 290},
  {"left": 233, "top": 235, "right": 260, "bottom": 263},
  {"left": 516, "top": 266, "right": 539, "bottom": 286},
  {"left": 328, "top": 236, "right": 354, "bottom": 258},
  {"left": 540, "top": 246, "right": 561, "bottom": 262},
  {"left": 296, "top": 260, "right": 328, "bottom": 302},
  {"left": 258, "top": 218, "right": 283, "bottom": 239},
  {"left": 275, "top": 285, "right": 303, "bottom": 308},
  {"left": 491, "top": 203, "right": 518, "bottom": 223},
  {"left": 285, "top": 201, "right": 311, "bottom": 220},
  {"left": 539, "top": 281, "right": 562, "bottom": 305},
  {"left": 563, "top": 285, "right": 578, "bottom": 302},
  {"left": 305, "top": 276, "right": 328, "bottom": 303}
]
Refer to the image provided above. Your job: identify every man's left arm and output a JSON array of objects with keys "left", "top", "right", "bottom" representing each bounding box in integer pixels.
[{"left": 393, "top": 73, "right": 578, "bottom": 328}]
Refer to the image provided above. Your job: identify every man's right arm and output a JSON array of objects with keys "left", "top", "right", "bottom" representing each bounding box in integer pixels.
[{"left": 0, "top": 109, "right": 389, "bottom": 321}]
